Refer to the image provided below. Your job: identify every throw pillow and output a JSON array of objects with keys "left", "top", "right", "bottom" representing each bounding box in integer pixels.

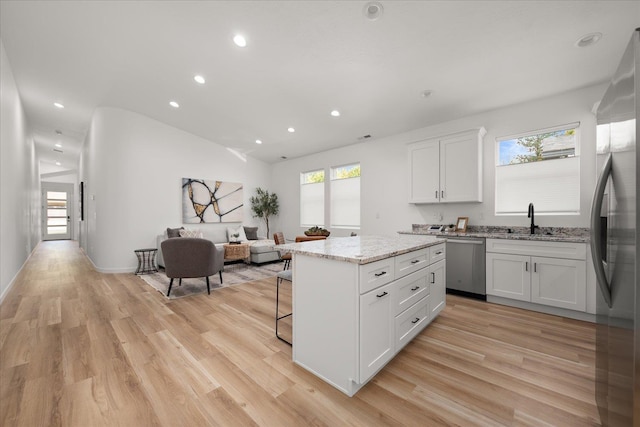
[
  {"left": 167, "top": 227, "right": 184, "bottom": 238},
  {"left": 227, "top": 225, "right": 247, "bottom": 242},
  {"left": 179, "top": 228, "right": 203, "bottom": 238},
  {"left": 244, "top": 226, "right": 259, "bottom": 240}
]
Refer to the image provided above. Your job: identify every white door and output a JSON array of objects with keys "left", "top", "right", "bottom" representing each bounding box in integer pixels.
[
  {"left": 486, "top": 252, "right": 531, "bottom": 301},
  {"left": 359, "top": 282, "right": 395, "bottom": 382},
  {"left": 531, "top": 256, "right": 586, "bottom": 311},
  {"left": 408, "top": 139, "right": 440, "bottom": 203},
  {"left": 43, "top": 188, "right": 72, "bottom": 240}
]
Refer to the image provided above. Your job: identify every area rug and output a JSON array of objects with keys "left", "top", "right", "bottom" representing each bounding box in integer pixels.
[{"left": 138, "top": 261, "right": 285, "bottom": 299}]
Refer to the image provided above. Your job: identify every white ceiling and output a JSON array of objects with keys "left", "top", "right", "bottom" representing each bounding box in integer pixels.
[{"left": 1, "top": 1, "right": 638, "bottom": 169}]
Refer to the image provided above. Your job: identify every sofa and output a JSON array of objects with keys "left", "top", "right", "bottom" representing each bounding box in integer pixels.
[{"left": 156, "top": 226, "right": 281, "bottom": 268}]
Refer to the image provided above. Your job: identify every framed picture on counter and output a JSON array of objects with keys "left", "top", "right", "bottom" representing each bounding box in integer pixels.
[{"left": 455, "top": 216, "right": 468, "bottom": 232}]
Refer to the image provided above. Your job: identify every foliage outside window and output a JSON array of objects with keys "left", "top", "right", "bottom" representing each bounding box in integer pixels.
[
  {"left": 496, "top": 123, "right": 580, "bottom": 215},
  {"left": 330, "top": 163, "right": 360, "bottom": 229},
  {"left": 300, "top": 169, "right": 325, "bottom": 227}
]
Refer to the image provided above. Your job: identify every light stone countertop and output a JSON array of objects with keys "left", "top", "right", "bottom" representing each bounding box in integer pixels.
[
  {"left": 276, "top": 235, "right": 445, "bottom": 265},
  {"left": 399, "top": 225, "right": 590, "bottom": 244}
]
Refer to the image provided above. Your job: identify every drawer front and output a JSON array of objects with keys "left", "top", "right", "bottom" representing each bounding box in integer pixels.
[
  {"left": 360, "top": 257, "right": 396, "bottom": 294},
  {"left": 394, "top": 268, "right": 429, "bottom": 316},
  {"left": 486, "top": 238, "right": 586, "bottom": 260},
  {"left": 395, "top": 248, "right": 428, "bottom": 278},
  {"left": 396, "top": 295, "right": 430, "bottom": 349},
  {"left": 429, "top": 244, "right": 446, "bottom": 264}
]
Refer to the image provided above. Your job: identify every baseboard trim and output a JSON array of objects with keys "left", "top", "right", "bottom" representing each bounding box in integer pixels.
[{"left": 0, "top": 242, "right": 38, "bottom": 305}]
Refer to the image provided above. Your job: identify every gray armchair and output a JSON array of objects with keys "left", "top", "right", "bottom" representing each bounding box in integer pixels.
[{"left": 160, "top": 237, "right": 224, "bottom": 297}]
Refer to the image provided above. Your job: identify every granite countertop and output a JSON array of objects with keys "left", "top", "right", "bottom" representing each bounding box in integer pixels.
[
  {"left": 399, "top": 225, "right": 590, "bottom": 243},
  {"left": 276, "top": 235, "right": 445, "bottom": 265}
]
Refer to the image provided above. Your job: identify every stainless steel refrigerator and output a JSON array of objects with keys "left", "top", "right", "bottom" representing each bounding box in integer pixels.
[{"left": 590, "top": 28, "right": 639, "bottom": 426}]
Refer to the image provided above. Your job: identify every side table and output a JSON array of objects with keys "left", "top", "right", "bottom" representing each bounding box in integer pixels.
[
  {"left": 134, "top": 248, "right": 158, "bottom": 275},
  {"left": 223, "top": 243, "right": 251, "bottom": 263}
]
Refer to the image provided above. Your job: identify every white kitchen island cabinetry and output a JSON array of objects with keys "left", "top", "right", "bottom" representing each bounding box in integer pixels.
[
  {"left": 486, "top": 238, "right": 586, "bottom": 312},
  {"left": 282, "top": 236, "right": 445, "bottom": 397},
  {"left": 408, "top": 127, "right": 486, "bottom": 203}
]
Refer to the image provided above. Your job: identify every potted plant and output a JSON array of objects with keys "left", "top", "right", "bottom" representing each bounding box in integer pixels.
[{"left": 250, "top": 187, "right": 279, "bottom": 238}]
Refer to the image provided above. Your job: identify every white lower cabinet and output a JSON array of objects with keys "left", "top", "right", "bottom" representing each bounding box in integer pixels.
[
  {"left": 429, "top": 259, "right": 446, "bottom": 318},
  {"left": 293, "top": 243, "right": 446, "bottom": 397},
  {"left": 359, "top": 282, "right": 395, "bottom": 381},
  {"left": 486, "top": 239, "right": 587, "bottom": 312}
]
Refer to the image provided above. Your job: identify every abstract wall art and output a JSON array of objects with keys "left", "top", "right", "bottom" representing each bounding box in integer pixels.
[{"left": 182, "top": 178, "right": 243, "bottom": 223}]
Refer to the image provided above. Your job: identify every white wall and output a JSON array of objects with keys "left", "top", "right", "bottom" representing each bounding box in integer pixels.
[
  {"left": 0, "top": 40, "right": 40, "bottom": 301},
  {"left": 272, "top": 84, "right": 606, "bottom": 239},
  {"left": 80, "top": 107, "right": 274, "bottom": 272}
]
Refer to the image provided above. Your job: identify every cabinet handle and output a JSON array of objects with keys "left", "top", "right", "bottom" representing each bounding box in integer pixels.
[
  {"left": 411, "top": 317, "right": 420, "bottom": 324},
  {"left": 374, "top": 271, "right": 387, "bottom": 277},
  {"left": 435, "top": 190, "right": 438, "bottom": 199},
  {"left": 376, "top": 291, "right": 388, "bottom": 298},
  {"left": 525, "top": 262, "right": 528, "bottom": 272},
  {"left": 411, "top": 286, "right": 420, "bottom": 291},
  {"left": 430, "top": 272, "right": 435, "bottom": 283},
  {"left": 441, "top": 190, "right": 444, "bottom": 199},
  {"left": 410, "top": 259, "right": 420, "bottom": 264},
  {"left": 534, "top": 263, "right": 537, "bottom": 273},
  {"left": 435, "top": 251, "right": 443, "bottom": 255}
]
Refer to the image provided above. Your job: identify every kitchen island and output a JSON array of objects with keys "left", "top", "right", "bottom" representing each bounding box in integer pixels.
[{"left": 277, "top": 235, "right": 446, "bottom": 396}]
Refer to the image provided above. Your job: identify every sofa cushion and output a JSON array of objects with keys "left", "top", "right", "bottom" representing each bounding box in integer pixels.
[
  {"left": 227, "top": 225, "right": 247, "bottom": 242},
  {"left": 249, "top": 239, "right": 276, "bottom": 254},
  {"left": 167, "top": 227, "right": 184, "bottom": 238},
  {"left": 244, "top": 226, "right": 259, "bottom": 240},
  {"left": 179, "top": 228, "right": 203, "bottom": 238}
]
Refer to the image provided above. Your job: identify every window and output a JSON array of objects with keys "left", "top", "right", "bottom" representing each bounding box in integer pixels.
[
  {"left": 300, "top": 169, "right": 325, "bottom": 227},
  {"left": 496, "top": 123, "right": 580, "bottom": 215},
  {"left": 330, "top": 163, "right": 360, "bottom": 228}
]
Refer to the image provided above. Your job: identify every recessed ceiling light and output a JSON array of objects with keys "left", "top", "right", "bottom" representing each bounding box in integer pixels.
[
  {"left": 55, "top": 161, "right": 61, "bottom": 166},
  {"left": 363, "top": 1, "right": 384, "bottom": 20},
  {"left": 421, "top": 90, "right": 434, "bottom": 98},
  {"left": 54, "top": 143, "right": 62, "bottom": 148},
  {"left": 330, "top": 110, "right": 341, "bottom": 117},
  {"left": 233, "top": 34, "right": 247, "bottom": 47},
  {"left": 194, "top": 75, "right": 205, "bottom": 84},
  {"left": 287, "top": 127, "right": 295, "bottom": 133},
  {"left": 255, "top": 139, "right": 263, "bottom": 144},
  {"left": 575, "top": 32, "right": 602, "bottom": 48},
  {"left": 169, "top": 101, "right": 180, "bottom": 108},
  {"left": 54, "top": 102, "right": 64, "bottom": 109}
]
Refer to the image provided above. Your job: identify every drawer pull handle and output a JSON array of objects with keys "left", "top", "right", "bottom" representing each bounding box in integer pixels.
[
  {"left": 435, "top": 251, "right": 443, "bottom": 255},
  {"left": 411, "top": 286, "right": 420, "bottom": 291},
  {"left": 410, "top": 260, "right": 420, "bottom": 264},
  {"left": 525, "top": 262, "right": 528, "bottom": 272},
  {"left": 534, "top": 263, "right": 537, "bottom": 273},
  {"left": 411, "top": 317, "right": 420, "bottom": 324},
  {"left": 376, "top": 291, "right": 388, "bottom": 298},
  {"left": 430, "top": 272, "right": 435, "bottom": 283},
  {"left": 374, "top": 271, "right": 387, "bottom": 277}
]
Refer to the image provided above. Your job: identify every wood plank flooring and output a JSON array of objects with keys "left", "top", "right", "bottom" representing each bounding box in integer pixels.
[{"left": 0, "top": 240, "right": 601, "bottom": 426}]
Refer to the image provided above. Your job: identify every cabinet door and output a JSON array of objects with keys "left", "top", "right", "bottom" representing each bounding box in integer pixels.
[
  {"left": 359, "top": 282, "right": 395, "bottom": 382},
  {"left": 440, "top": 132, "right": 482, "bottom": 203},
  {"left": 531, "top": 257, "right": 586, "bottom": 311},
  {"left": 486, "top": 253, "right": 530, "bottom": 301},
  {"left": 429, "top": 259, "right": 446, "bottom": 318},
  {"left": 408, "top": 139, "right": 439, "bottom": 203}
]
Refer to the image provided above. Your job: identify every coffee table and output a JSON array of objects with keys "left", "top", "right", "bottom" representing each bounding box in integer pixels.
[{"left": 223, "top": 243, "right": 251, "bottom": 263}]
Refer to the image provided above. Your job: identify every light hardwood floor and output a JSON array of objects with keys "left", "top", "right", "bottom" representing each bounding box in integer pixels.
[{"left": 0, "top": 241, "right": 601, "bottom": 426}]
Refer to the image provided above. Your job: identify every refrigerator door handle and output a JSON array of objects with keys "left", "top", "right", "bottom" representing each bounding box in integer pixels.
[{"left": 590, "top": 153, "right": 613, "bottom": 308}]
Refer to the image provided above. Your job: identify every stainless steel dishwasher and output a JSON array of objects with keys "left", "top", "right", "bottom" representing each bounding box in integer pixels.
[{"left": 446, "top": 236, "right": 486, "bottom": 300}]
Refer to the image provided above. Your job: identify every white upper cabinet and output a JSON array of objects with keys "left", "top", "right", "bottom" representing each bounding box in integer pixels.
[{"left": 408, "top": 127, "right": 486, "bottom": 204}]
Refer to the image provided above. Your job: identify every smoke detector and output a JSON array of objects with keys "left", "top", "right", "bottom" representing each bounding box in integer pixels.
[{"left": 363, "top": 2, "right": 383, "bottom": 20}]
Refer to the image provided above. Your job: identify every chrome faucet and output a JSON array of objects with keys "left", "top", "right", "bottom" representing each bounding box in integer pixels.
[{"left": 527, "top": 203, "right": 538, "bottom": 235}]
